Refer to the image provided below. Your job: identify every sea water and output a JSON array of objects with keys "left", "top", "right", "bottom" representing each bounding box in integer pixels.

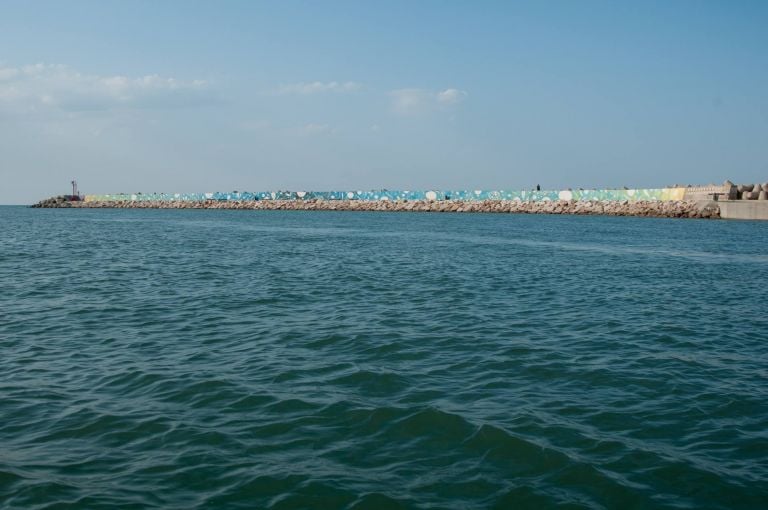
[{"left": 1, "top": 206, "right": 767, "bottom": 508}]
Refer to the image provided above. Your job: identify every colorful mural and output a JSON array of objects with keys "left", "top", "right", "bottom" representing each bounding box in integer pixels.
[{"left": 84, "top": 188, "right": 686, "bottom": 203}]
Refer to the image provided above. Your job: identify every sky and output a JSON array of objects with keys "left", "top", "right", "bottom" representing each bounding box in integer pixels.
[{"left": 1, "top": 0, "right": 767, "bottom": 204}]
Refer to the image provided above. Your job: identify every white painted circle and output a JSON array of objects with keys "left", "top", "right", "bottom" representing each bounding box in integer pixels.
[
  {"left": 559, "top": 190, "right": 573, "bottom": 200},
  {"left": 425, "top": 191, "right": 437, "bottom": 200}
]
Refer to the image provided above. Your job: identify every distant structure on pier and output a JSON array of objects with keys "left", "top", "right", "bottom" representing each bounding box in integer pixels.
[{"left": 69, "top": 180, "right": 82, "bottom": 201}]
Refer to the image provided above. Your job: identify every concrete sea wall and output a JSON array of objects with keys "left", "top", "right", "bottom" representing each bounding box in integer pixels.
[{"left": 718, "top": 201, "right": 768, "bottom": 221}]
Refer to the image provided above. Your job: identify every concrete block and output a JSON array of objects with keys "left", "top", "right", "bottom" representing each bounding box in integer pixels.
[{"left": 719, "top": 200, "right": 768, "bottom": 220}]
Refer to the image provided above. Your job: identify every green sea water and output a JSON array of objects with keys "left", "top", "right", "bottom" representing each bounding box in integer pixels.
[{"left": 1, "top": 206, "right": 767, "bottom": 509}]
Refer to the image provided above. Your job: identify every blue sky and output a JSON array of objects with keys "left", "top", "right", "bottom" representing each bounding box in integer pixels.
[{"left": 1, "top": 0, "right": 767, "bottom": 203}]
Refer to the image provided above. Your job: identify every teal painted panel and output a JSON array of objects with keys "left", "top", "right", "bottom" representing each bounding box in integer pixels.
[{"left": 85, "top": 188, "right": 684, "bottom": 203}]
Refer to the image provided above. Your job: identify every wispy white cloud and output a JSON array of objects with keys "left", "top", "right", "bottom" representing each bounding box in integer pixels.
[
  {"left": 0, "top": 67, "right": 20, "bottom": 81},
  {"left": 0, "top": 63, "right": 210, "bottom": 113},
  {"left": 389, "top": 87, "right": 467, "bottom": 115},
  {"left": 239, "top": 120, "right": 336, "bottom": 137},
  {"left": 277, "top": 81, "right": 361, "bottom": 95},
  {"left": 436, "top": 88, "right": 467, "bottom": 105},
  {"left": 389, "top": 88, "right": 431, "bottom": 115},
  {"left": 240, "top": 119, "right": 273, "bottom": 132},
  {"left": 299, "top": 123, "right": 336, "bottom": 136}
]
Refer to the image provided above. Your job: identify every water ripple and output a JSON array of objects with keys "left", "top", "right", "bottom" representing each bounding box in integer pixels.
[{"left": 1, "top": 207, "right": 767, "bottom": 508}]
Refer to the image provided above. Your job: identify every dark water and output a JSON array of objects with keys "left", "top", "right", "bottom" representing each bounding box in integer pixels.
[{"left": 2, "top": 206, "right": 767, "bottom": 509}]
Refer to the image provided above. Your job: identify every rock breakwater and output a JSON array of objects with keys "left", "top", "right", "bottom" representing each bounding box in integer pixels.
[
  {"left": 31, "top": 195, "right": 81, "bottom": 208},
  {"left": 33, "top": 197, "right": 720, "bottom": 218}
]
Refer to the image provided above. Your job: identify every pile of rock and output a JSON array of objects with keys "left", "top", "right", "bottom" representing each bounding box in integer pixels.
[
  {"left": 33, "top": 197, "right": 719, "bottom": 219},
  {"left": 30, "top": 195, "right": 79, "bottom": 208}
]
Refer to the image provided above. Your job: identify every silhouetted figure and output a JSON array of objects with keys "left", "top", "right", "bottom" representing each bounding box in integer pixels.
[{"left": 536, "top": 184, "right": 541, "bottom": 191}]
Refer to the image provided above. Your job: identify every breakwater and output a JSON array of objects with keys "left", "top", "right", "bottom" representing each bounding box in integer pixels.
[
  {"left": 33, "top": 196, "right": 719, "bottom": 218},
  {"left": 38, "top": 181, "right": 768, "bottom": 219}
]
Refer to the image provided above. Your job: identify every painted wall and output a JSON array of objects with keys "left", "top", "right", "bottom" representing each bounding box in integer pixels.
[{"left": 84, "top": 188, "right": 686, "bottom": 203}]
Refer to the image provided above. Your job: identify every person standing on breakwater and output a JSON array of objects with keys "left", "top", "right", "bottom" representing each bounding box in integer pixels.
[{"left": 536, "top": 184, "right": 541, "bottom": 191}]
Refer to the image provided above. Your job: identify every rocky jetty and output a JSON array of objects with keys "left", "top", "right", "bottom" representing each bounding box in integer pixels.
[
  {"left": 30, "top": 195, "right": 81, "bottom": 208},
  {"left": 32, "top": 197, "right": 720, "bottom": 219}
]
